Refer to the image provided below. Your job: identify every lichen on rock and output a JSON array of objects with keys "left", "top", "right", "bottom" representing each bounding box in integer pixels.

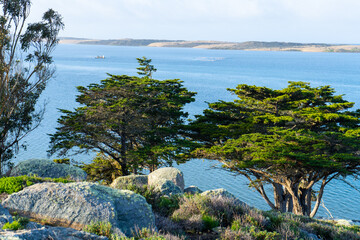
[
  {"left": 2, "top": 182, "right": 155, "bottom": 236},
  {"left": 10, "top": 159, "right": 87, "bottom": 181},
  {"left": 148, "top": 167, "right": 185, "bottom": 192}
]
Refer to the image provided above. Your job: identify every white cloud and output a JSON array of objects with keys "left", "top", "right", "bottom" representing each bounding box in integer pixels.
[{"left": 26, "top": 0, "right": 360, "bottom": 43}]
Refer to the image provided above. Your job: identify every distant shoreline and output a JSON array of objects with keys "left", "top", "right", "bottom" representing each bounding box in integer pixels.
[{"left": 59, "top": 37, "right": 360, "bottom": 53}]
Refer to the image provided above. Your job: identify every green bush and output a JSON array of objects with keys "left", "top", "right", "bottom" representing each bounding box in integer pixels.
[
  {"left": 202, "top": 214, "right": 219, "bottom": 230},
  {"left": 83, "top": 221, "right": 113, "bottom": 238},
  {"left": 2, "top": 216, "right": 29, "bottom": 231},
  {"left": 122, "top": 184, "right": 181, "bottom": 217},
  {"left": 0, "top": 175, "right": 72, "bottom": 194},
  {"left": 2, "top": 221, "right": 22, "bottom": 231},
  {"left": 231, "top": 218, "right": 242, "bottom": 231}
]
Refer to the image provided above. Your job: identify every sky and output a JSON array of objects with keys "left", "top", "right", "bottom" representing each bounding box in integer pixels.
[{"left": 28, "top": 0, "right": 360, "bottom": 44}]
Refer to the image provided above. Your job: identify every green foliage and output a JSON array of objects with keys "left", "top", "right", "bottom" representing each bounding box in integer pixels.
[
  {"left": 49, "top": 70, "right": 196, "bottom": 177},
  {"left": 156, "top": 195, "right": 181, "bottom": 217},
  {"left": 2, "top": 221, "right": 22, "bottom": 231},
  {"left": 136, "top": 57, "right": 157, "bottom": 78},
  {"left": 0, "top": 175, "right": 71, "bottom": 194},
  {"left": 80, "top": 152, "right": 122, "bottom": 185},
  {"left": 220, "top": 209, "right": 360, "bottom": 240},
  {"left": 171, "top": 194, "right": 244, "bottom": 233},
  {"left": 202, "top": 214, "right": 219, "bottom": 230},
  {"left": 190, "top": 81, "right": 360, "bottom": 216},
  {"left": 0, "top": 1, "right": 63, "bottom": 175},
  {"left": 2, "top": 216, "right": 29, "bottom": 231},
  {"left": 121, "top": 183, "right": 180, "bottom": 217},
  {"left": 83, "top": 221, "right": 112, "bottom": 238},
  {"left": 53, "top": 158, "right": 70, "bottom": 164}
]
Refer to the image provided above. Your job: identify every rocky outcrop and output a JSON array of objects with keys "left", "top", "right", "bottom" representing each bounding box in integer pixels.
[
  {"left": 110, "top": 175, "right": 148, "bottom": 189},
  {"left": 148, "top": 167, "right": 185, "bottom": 191},
  {"left": 10, "top": 159, "right": 87, "bottom": 181},
  {"left": 0, "top": 226, "right": 109, "bottom": 240},
  {"left": 184, "top": 186, "right": 202, "bottom": 195},
  {"left": 2, "top": 182, "right": 155, "bottom": 236}
]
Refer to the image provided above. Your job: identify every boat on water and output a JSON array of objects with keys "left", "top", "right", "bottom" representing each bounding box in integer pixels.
[{"left": 95, "top": 55, "right": 105, "bottom": 59}]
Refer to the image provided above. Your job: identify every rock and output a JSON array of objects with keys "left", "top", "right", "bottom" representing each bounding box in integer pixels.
[
  {"left": 201, "top": 188, "right": 237, "bottom": 199},
  {"left": 148, "top": 167, "right": 185, "bottom": 191},
  {"left": 184, "top": 186, "right": 203, "bottom": 195},
  {"left": 10, "top": 159, "right": 87, "bottom": 181},
  {"left": 335, "top": 219, "right": 354, "bottom": 226},
  {"left": 300, "top": 229, "right": 321, "bottom": 240},
  {"left": 201, "top": 188, "right": 247, "bottom": 206},
  {"left": 2, "top": 182, "right": 155, "bottom": 236},
  {"left": 110, "top": 175, "right": 148, "bottom": 189},
  {"left": 0, "top": 204, "right": 13, "bottom": 228},
  {"left": 0, "top": 226, "right": 109, "bottom": 240},
  {"left": 152, "top": 179, "right": 182, "bottom": 196}
]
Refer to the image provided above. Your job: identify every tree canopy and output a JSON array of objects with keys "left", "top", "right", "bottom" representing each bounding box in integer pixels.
[
  {"left": 136, "top": 56, "right": 157, "bottom": 78},
  {"left": 189, "top": 81, "right": 360, "bottom": 217},
  {"left": 0, "top": 0, "right": 63, "bottom": 174},
  {"left": 49, "top": 73, "right": 196, "bottom": 178}
]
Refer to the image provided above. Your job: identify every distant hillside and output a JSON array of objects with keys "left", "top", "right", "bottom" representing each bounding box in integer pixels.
[
  {"left": 59, "top": 38, "right": 360, "bottom": 53},
  {"left": 77, "top": 38, "right": 184, "bottom": 47}
]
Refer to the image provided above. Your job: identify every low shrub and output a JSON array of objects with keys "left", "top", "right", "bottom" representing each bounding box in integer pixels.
[
  {"left": 171, "top": 194, "right": 244, "bottom": 233},
  {"left": 122, "top": 184, "right": 181, "bottom": 217},
  {"left": 2, "top": 221, "right": 22, "bottom": 231},
  {"left": 83, "top": 221, "right": 112, "bottom": 238},
  {"left": 2, "top": 216, "right": 29, "bottom": 231},
  {"left": 202, "top": 214, "right": 219, "bottom": 230},
  {"left": 304, "top": 222, "right": 360, "bottom": 240},
  {"left": 0, "top": 175, "right": 72, "bottom": 194},
  {"left": 154, "top": 213, "right": 184, "bottom": 236}
]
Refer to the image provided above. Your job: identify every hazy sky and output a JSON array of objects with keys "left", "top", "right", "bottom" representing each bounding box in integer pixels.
[{"left": 28, "top": 0, "right": 360, "bottom": 44}]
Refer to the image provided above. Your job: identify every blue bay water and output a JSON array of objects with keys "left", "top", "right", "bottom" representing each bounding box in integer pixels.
[{"left": 17, "top": 44, "right": 360, "bottom": 220}]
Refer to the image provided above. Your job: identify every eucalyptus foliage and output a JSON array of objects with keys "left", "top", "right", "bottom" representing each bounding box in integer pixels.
[
  {"left": 0, "top": 0, "right": 63, "bottom": 174},
  {"left": 190, "top": 82, "right": 360, "bottom": 217}
]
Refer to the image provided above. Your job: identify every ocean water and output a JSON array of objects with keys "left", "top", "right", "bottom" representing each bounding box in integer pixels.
[{"left": 17, "top": 44, "right": 360, "bottom": 220}]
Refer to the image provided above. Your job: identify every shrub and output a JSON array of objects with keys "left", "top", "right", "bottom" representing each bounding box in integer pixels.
[
  {"left": 155, "top": 213, "right": 184, "bottom": 236},
  {"left": 304, "top": 222, "right": 360, "bottom": 240},
  {"left": 2, "top": 221, "right": 22, "bottom": 231},
  {"left": 2, "top": 216, "right": 29, "bottom": 231},
  {"left": 231, "top": 218, "right": 242, "bottom": 231},
  {"left": 204, "top": 196, "right": 244, "bottom": 227},
  {"left": 0, "top": 175, "right": 72, "bottom": 194},
  {"left": 202, "top": 214, "right": 219, "bottom": 230},
  {"left": 221, "top": 228, "right": 253, "bottom": 240},
  {"left": 83, "top": 221, "right": 113, "bottom": 238},
  {"left": 156, "top": 195, "right": 181, "bottom": 216},
  {"left": 122, "top": 184, "right": 181, "bottom": 217},
  {"left": 171, "top": 194, "right": 244, "bottom": 233}
]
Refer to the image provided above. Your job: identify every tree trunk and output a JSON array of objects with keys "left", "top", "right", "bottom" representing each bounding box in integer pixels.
[
  {"left": 310, "top": 178, "right": 327, "bottom": 217},
  {"left": 273, "top": 183, "right": 287, "bottom": 212}
]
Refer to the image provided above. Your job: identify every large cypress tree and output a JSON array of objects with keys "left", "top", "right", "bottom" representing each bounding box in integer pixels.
[
  {"left": 49, "top": 74, "right": 196, "bottom": 178},
  {"left": 190, "top": 82, "right": 360, "bottom": 217}
]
